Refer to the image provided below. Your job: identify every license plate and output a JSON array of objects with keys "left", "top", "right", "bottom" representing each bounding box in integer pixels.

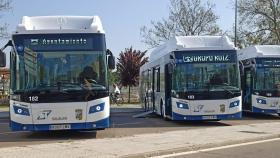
[
  {"left": 202, "top": 115, "right": 217, "bottom": 120},
  {"left": 49, "top": 124, "right": 71, "bottom": 130}
]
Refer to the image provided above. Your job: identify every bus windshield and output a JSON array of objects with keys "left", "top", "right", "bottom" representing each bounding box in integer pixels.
[
  {"left": 172, "top": 62, "right": 240, "bottom": 92},
  {"left": 11, "top": 50, "right": 107, "bottom": 92},
  {"left": 255, "top": 67, "right": 280, "bottom": 91}
]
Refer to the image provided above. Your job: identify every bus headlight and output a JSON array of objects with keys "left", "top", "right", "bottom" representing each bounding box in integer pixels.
[
  {"left": 256, "top": 98, "right": 267, "bottom": 104},
  {"left": 229, "top": 100, "right": 240, "bottom": 108},
  {"left": 176, "top": 102, "right": 189, "bottom": 109},
  {"left": 13, "top": 105, "right": 30, "bottom": 116},
  {"left": 89, "top": 103, "right": 105, "bottom": 114}
]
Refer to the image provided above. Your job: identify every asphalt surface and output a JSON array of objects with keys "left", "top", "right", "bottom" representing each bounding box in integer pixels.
[
  {"left": 0, "top": 107, "right": 280, "bottom": 148},
  {"left": 168, "top": 139, "right": 280, "bottom": 158}
]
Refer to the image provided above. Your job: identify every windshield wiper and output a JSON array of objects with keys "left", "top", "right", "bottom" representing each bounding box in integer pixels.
[
  {"left": 208, "top": 84, "right": 238, "bottom": 96},
  {"left": 56, "top": 81, "right": 86, "bottom": 91}
]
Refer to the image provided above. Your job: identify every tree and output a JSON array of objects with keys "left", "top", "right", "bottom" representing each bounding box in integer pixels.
[
  {"left": 0, "top": 0, "right": 12, "bottom": 38},
  {"left": 140, "top": 0, "right": 222, "bottom": 48},
  {"left": 108, "top": 70, "right": 120, "bottom": 86},
  {"left": 117, "top": 47, "right": 148, "bottom": 103},
  {"left": 238, "top": 0, "right": 280, "bottom": 46}
]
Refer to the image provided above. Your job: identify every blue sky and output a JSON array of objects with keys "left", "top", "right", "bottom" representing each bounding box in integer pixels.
[{"left": 0, "top": 0, "right": 235, "bottom": 58}]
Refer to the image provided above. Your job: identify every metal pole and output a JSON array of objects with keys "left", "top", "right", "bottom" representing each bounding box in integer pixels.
[{"left": 235, "top": 0, "right": 238, "bottom": 47}]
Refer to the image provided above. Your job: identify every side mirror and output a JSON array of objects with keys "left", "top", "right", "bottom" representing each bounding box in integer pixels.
[
  {"left": 106, "top": 49, "right": 115, "bottom": 70},
  {"left": 0, "top": 51, "right": 6, "bottom": 67},
  {"left": 167, "top": 63, "right": 175, "bottom": 74}
]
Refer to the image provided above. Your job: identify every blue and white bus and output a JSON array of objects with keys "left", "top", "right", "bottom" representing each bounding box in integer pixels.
[
  {"left": 238, "top": 45, "right": 280, "bottom": 115},
  {"left": 139, "top": 36, "right": 242, "bottom": 121},
  {"left": 0, "top": 16, "right": 115, "bottom": 131}
]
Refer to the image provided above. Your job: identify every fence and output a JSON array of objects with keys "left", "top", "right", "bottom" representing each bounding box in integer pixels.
[{"left": 109, "top": 86, "right": 140, "bottom": 103}]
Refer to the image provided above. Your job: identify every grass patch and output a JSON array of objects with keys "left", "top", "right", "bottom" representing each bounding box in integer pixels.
[{"left": 0, "top": 103, "right": 9, "bottom": 108}]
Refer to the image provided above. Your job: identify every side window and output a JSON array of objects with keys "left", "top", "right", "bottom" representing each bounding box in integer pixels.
[
  {"left": 147, "top": 69, "right": 151, "bottom": 92},
  {"left": 156, "top": 68, "right": 160, "bottom": 92},
  {"left": 153, "top": 67, "right": 160, "bottom": 92},
  {"left": 244, "top": 69, "right": 252, "bottom": 105},
  {"left": 245, "top": 70, "right": 252, "bottom": 91}
]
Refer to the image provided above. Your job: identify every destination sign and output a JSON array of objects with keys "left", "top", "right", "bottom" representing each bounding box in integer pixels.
[
  {"left": 30, "top": 38, "right": 88, "bottom": 46},
  {"left": 174, "top": 50, "right": 236, "bottom": 64},
  {"left": 256, "top": 58, "right": 280, "bottom": 68},
  {"left": 13, "top": 33, "right": 106, "bottom": 52},
  {"left": 183, "top": 55, "right": 230, "bottom": 63},
  {"left": 23, "top": 37, "right": 92, "bottom": 51}
]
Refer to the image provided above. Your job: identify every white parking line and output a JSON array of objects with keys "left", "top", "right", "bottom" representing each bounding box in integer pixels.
[{"left": 151, "top": 137, "right": 280, "bottom": 158}]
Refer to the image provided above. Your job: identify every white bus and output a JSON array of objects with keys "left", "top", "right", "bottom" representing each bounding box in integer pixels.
[
  {"left": 0, "top": 16, "right": 115, "bottom": 131},
  {"left": 238, "top": 45, "right": 280, "bottom": 115},
  {"left": 139, "top": 36, "right": 242, "bottom": 120}
]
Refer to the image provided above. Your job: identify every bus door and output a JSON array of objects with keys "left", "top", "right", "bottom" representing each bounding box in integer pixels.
[
  {"left": 164, "top": 64, "right": 172, "bottom": 116},
  {"left": 146, "top": 69, "right": 153, "bottom": 111},
  {"left": 152, "top": 68, "right": 156, "bottom": 111},
  {"left": 243, "top": 68, "right": 253, "bottom": 110}
]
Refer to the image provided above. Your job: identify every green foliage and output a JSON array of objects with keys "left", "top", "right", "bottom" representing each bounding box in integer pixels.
[
  {"left": 108, "top": 70, "right": 120, "bottom": 85},
  {"left": 0, "top": 103, "right": 9, "bottom": 107},
  {"left": 238, "top": 0, "right": 280, "bottom": 46}
]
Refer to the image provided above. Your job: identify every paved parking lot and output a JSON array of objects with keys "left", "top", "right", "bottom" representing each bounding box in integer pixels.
[{"left": 0, "top": 106, "right": 280, "bottom": 148}]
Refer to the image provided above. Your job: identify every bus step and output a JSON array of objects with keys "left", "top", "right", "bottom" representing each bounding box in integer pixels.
[{"left": 132, "top": 110, "right": 154, "bottom": 118}]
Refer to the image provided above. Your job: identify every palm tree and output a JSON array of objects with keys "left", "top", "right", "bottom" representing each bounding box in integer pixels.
[{"left": 117, "top": 47, "right": 148, "bottom": 103}]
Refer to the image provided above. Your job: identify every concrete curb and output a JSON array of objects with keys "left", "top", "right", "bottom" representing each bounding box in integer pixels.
[{"left": 1, "top": 122, "right": 280, "bottom": 158}]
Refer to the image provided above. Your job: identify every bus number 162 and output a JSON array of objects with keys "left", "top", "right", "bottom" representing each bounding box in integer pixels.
[{"left": 29, "top": 96, "right": 39, "bottom": 102}]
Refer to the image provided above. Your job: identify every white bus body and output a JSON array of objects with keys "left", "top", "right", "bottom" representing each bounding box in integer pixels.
[
  {"left": 8, "top": 16, "right": 111, "bottom": 131},
  {"left": 140, "top": 36, "right": 242, "bottom": 120},
  {"left": 238, "top": 45, "right": 280, "bottom": 115}
]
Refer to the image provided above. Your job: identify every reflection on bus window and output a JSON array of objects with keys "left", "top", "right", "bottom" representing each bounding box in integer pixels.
[
  {"left": 172, "top": 63, "right": 240, "bottom": 92},
  {"left": 12, "top": 51, "right": 107, "bottom": 92},
  {"left": 255, "top": 68, "right": 280, "bottom": 91}
]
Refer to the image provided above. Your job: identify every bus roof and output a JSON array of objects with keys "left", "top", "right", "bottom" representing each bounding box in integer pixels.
[
  {"left": 149, "top": 36, "right": 235, "bottom": 62},
  {"left": 15, "top": 16, "right": 104, "bottom": 34},
  {"left": 238, "top": 45, "right": 280, "bottom": 60}
]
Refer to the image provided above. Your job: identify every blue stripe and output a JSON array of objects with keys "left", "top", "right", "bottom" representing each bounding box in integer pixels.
[
  {"left": 252, "top": 106, "right": 278, "bottom": 114},
  {"left": 10, "top": 117, "right": 110, "bottom": 131},
  {"left": 172, "top": 112, "right": 242, "bottom": 120}
]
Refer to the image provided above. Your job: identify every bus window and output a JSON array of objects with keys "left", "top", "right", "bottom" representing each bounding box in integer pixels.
[
  {"left": 244, "top": 70, "right": 252, "bottom": 105},
  {"left": 156, "top": 68, "right": 160, "bottom": 92}
]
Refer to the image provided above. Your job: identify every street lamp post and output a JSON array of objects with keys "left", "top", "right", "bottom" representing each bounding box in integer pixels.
[{"left": 235, "top": 0, "right": 238, "bottom": 47}]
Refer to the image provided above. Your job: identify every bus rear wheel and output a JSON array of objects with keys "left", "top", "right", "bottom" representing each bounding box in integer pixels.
[{"left": 160, "top": 102, "right": 169, "bottom": 121}]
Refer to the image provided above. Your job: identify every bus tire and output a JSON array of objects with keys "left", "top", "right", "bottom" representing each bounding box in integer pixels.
[
  {"left": 160, "top": 100, "right": 168, "bottom": 121},
  {"left": 160, "top": 100, "right": 163, "bottom": 116},
  {"left": 144, "top": 97, "right": 147, "bottom": 111}
]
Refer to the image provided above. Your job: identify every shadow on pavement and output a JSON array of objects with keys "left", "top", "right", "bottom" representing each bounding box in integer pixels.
[
  {"left": 27, "top": 130, "right": 97, "bottom": 139},
  {"left": 110, "top": 108, "right": 232, "bottom": 128},
  {"left": 243, "top": 111, "right": 280, "bottom": 120}
]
